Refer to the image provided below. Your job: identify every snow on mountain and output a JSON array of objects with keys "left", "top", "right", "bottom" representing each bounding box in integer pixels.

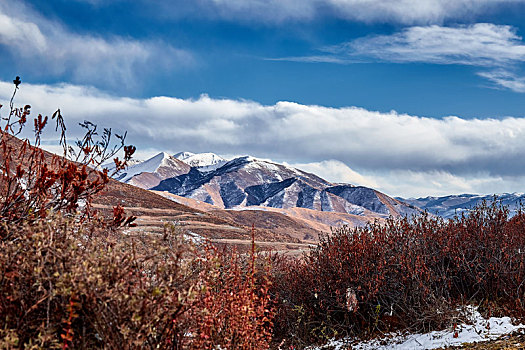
[
  {"left": 174, "top": 151, "right": 227, "bottom": 171},
  {"left": 117, "top": 152, "right": 170, "bottom": 182},
  {"left": 173, "top": 151, "right": 195, "bottom": 160},
  {"left": 114, "top": 152, "right": 190, "bottom": 188},
  {"left": 102, "top": 158, "right": 142, "bottom": 173},
  {"left": 399, "top": 192, "right": 525, "bottom": 218}
]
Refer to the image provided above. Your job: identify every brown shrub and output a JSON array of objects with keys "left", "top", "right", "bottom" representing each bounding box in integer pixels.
[
  {"left": 272, "top": 202, "right": 525, "bottom": 348},
  {"left": 0, "top": 77, "right": 135, "bottom": 235},
  {"left": 0, "top": 218, "right": 274, "bottom": 349}
]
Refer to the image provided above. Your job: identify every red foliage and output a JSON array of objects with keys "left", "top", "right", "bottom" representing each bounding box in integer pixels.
[
  {"left": 112, "top": 204, "right": 137, "bottom": 227},
  {"left": 0, "top": 78, "right": 135, "bottom": 236},
  {"left": 273, "top": 202, "right": 525, "bottom": 347},
  {"left": 190, "top": 241, "right": 274, "bottom": 349}
]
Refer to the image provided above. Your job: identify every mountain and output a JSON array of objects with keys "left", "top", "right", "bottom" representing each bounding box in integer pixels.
[
  {"left": 151, "top": 155, "right": 421, "bottom": 219},
  {"left": 399, "top": 193, "right": 525, "bottom": 218},
  {"left": 8, "top": 134, "right": 407, "bottom": 254},
  {"left": 174, "top": 151, "right": 227, "bottom": 172},
  {"left": 114, "top": 152, "right": 190, "bottom": 189},
  {"left": 111, "top": 152, "right": 421, "bottom": 236}
]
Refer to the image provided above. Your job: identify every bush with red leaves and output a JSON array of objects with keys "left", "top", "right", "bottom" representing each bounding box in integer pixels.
[
  {"left": 272, "top": 202, "right": 525, "bottom": 348},
  {"left": 0, "top": 77, "right": 136, "bottom": 235}
]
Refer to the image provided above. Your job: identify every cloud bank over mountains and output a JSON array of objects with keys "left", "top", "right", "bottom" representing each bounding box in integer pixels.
[{"left": 3, "top": 80, "right": 525, "bottom": 197}]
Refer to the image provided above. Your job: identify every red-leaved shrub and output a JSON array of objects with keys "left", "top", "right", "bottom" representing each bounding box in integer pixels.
[
  {"left": 0, "top": 77, "right": 135, "bottom": 235},
  {"left": 272, "top": 202, "right": 525, "bottom": 348}
]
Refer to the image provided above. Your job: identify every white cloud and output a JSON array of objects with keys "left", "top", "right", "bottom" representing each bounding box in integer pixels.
[
  {"left": 285, "top": 23, "right": 525, "bottom": 92},
  {"left": 366, "top": 170, "right": 495, "bottom": 198},
  {"left": 205, "top": 0, "right": 317, "bottom": 22},
  {"left": 0, "top": 2, "right": 194, "bottom": 90},
  {"left": 289, "top": 160, "right": 379, "bottom": 188},
  {"left": 266, "top": 56, "right": 352, "bottom": 64},
  {"left": 286, "top": 163, "right": 525, "bottom": 198},
  {"left": 4, "top": 80, "right": 525, "bottom": 197},
  {"left": 343, "top": 23, "right": 525, "bottom": 66},
  {"left": 324, "top": 0, "right": 521, "bottom": 25},
  {"left": 367, "top": 169, "right": 525, "bottom": 198},
  {"left": 478, "top": 70, "right": 525, "bottom": 92}
]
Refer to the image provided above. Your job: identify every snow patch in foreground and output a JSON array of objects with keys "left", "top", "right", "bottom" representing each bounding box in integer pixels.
[{"left": 310, "top": 306, "right": 525, "bottom": 350}]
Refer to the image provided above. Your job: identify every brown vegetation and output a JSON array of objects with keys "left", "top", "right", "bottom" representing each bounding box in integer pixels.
[
  {"left": 0, "top": 217, "right": 274, "bottom": 349},
  {"left": 271, "top": 202, "right": 525, "bottom": 348}
]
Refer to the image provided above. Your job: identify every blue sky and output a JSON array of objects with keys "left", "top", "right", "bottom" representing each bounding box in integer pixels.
[{"left": 2, "top": 0, "right": 525, "bottom": 197}]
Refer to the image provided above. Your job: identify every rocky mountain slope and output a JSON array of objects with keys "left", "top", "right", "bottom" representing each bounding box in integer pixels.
[
  {"left": 119, "top": 152, "right": 421, "bottom": 219},
  {"left": 400, "top": 193, "right": 525, "bottom": 218}
]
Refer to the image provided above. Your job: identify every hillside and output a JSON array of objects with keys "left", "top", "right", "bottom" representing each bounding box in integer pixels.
[
  {"left": 94, "top": 177, "right": 312, "bottom": 253},
  {"left": 154, "top": 190, "right": 378, "bottom": 243}
]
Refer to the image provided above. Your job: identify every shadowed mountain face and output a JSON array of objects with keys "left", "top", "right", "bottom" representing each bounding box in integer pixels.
[
  {"left": 144, "top": 155, "right": 421, "bottom": 219},
  {"left": 399, "top": 193, "right": 525, "bottom": 218}
]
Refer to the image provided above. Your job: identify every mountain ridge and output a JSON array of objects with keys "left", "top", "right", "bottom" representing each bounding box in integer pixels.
[
  {"left": 398, "top": 192, "right": 525, "bottom": 218},
  {"left": 116, "top": 151, "right": 421, "bottom": 220}
]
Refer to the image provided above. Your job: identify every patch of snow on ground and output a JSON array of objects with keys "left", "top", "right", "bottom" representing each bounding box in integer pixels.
[
  {"left": 310, "top": 306, "right": 525, "bottom": 350},
  {"left": 185, "top": 230, "right": 203, "bottom": 243},
  {"left": 230, "top": 206, "right": 270, "bottom": 211},
  {"left": 156, "top": 191, "right": 183, "bottom": 203}
]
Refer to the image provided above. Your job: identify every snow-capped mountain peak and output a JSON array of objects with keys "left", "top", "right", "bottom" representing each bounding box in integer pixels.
[
  {"left": 115, "top": 152, "right": 190, "bottom": 185},
  {"left": 175, "top": 151, "right": 227, "bottom": 171},
  {"left": 174, "top": 151, "right": 195, "bottom": 160},
  {"left": 150, "top": 154, "right": 420, "bottom": 219},
  {"left": 109, "top": 150, "right": 421, "bottom": 220}
]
